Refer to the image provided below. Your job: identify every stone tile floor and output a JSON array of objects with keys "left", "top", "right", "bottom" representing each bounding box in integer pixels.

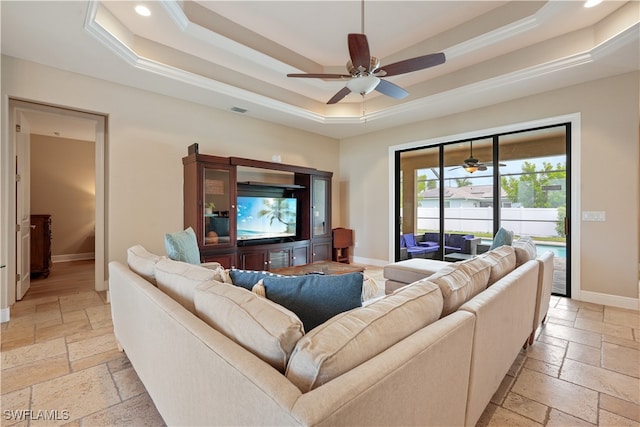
[{"left": 1, "top": 266, "right": 638, "bottom": 426}]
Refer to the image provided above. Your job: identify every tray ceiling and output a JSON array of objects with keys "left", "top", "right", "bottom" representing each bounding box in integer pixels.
[{"left": 2, "top": 1, "right": 639, "bottom": 139}]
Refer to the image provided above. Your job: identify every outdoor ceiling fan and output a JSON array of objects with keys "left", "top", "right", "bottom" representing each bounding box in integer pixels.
[
  {"left": 286, "top": 1, "right": 446, "bottom": 104},
  {"left": 450, "top": 141, "right": 506, "bottom": 173}
]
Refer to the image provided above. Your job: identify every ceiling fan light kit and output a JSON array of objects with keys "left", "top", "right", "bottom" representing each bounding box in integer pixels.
[
  {"left": 464, "top": 165, "right": 479, "bottom": 173},
  {"left": 346, "top": 75, "right": 380, "bottom": 95}
]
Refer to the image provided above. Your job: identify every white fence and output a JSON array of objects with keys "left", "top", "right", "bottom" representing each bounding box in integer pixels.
[{"left": 416, "top": 207, "right": 560, "bottom": 237}]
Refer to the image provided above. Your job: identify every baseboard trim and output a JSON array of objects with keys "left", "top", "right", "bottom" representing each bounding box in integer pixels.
[
  {"left": 1, "top": 307, "right": 10, "bottom": 323},
  {"left": 352, "top": 256, "right": 389, "bottom": 268},
  {"left": 52, "top": 253, "right": 95, "bottom": 263},
  {"left": 575, "top": 290, "right": 639, "bottom": 311}
]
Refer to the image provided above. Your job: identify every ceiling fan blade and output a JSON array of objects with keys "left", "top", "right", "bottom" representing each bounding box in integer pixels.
[
  {"left": 287, "top": 73, "right": 351, "bottom": 79},
  {"left": 348, "top": 33, "right": 371, "bottom": 71},
  {"left": 327, "top": 86, "right": 352, "bottom": 104},
  {"left": 378, "top": 52, "right": 446, "bottom": 77},
  {"left": 375, "top": 79, "right": 408, "bottom": 99}
]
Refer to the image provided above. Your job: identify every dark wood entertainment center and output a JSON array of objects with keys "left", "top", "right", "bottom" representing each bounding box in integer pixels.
[{"left": 183, "top": 152, "right": 333, "bottom": 270}]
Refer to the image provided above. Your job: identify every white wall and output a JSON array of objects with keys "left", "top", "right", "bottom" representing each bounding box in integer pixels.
[
  {"left": 1, "top": 56, "right": 340, "bottom": 311},
  {"left": 341, "top": 71, "right": 639, "bottom": 304}
]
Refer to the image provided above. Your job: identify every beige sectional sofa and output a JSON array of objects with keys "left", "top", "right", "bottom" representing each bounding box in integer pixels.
[{"left": 109, "top": 243, "right": 551, "bottom": 426}]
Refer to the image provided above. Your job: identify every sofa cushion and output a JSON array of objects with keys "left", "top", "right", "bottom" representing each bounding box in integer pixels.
[
  {"left": 512, "top": 237, "right": 538, "bottom": 267},
  {"left": 446, "top": 234, "right": 467, "bottom": 250},
  {"left": 285, "top": 279, "right": 443, "bottom": 392},
  {"left": 164, "top": 227, "right": 201, "bottom": 265},
  {"left": 194, "top": 281, "right": 304, "bottom": 373},
  {"left": 127, "top": 245, "right": 163, "bottom": 285},
  {"left": 261, "top": 273, "right": 363, "bottom": 331},
  {"left": 229, "top": 269, "right": 284, "bottom": 290},
  {"left": 383, "top": 258, "right": 450, "bottom": 285},
  {"left": 420, "top": 241, "right": 439, "bottom": 248},
  {"left": 428, "top": 257, "right": 491, "bottom": 317},
  {"left": 154, "top": 258, "right": 219, "bottom": 313},
  {"left": 480, "top": 245, "right": 517, "bottom": 285}
]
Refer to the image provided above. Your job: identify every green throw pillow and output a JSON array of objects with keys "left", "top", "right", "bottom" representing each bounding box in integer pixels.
[
  {"left": 262, "top": 273, "right": 364, "bottom": 331},
  {"left": 164, "top": 227, "right": 201, "bottom": 264},
  {"left": 489, "top": 227, "right": 513, "bottom": 250}
]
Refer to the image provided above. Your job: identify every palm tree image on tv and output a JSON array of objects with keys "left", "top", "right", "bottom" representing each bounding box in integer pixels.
[{"left": 258, "top": 198, "right": 296, "bottom": 234}]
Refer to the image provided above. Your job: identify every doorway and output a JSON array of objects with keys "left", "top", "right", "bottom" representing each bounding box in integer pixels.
[
  {"left": 5, "top": 99, "right": 107, "bottom": 306},
  {"left": 395, "top": 123, "right": 570, "bottom": 297}
]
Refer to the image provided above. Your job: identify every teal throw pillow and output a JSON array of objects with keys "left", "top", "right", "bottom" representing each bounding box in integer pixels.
[
  {"left": 229, "top": 269, "right": 283, "bottom": 290},
  {"left": 164, "top": 227, "right": 201, "bottom": 265},
  {"left": 490, "top": 227, "right": 513, "bottom": 250},
  {"left": 262, "top": 272, "right": 364, "bottom": 331}
]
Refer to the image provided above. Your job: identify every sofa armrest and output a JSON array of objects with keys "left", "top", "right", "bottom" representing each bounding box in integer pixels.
[
  {"left": 533, "top": 251, "right": 555, "bottom": 330},
  {"left": 459, "top": 260, "right": 539, "bottom": 426}
]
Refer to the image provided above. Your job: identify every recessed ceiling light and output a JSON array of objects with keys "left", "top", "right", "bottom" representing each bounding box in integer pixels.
[
  {"left": 135, "top": 5, "right": 151, "bottom": 17},
  {"left": 584, "top": 0, "right": 603, "bottom": 8}
]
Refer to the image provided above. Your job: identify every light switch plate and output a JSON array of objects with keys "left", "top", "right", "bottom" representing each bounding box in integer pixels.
[{"left": 582, "top": 211, "right": 606, "bottom": 222}]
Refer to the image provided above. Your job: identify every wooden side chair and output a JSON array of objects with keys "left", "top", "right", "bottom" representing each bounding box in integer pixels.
[{"left": 332, "top": 227, "right": 354, "bottom": 264}]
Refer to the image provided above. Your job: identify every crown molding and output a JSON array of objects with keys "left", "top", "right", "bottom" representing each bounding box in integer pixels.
[
  {"left": 84, "top": 1, "right": 138, "bottom": 67},
  {"left": 445, "top": 15, "right": 538, "bottom": 60}
]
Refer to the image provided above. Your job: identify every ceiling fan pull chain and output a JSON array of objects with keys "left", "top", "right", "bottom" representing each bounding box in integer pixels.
[{"left": 361, "top": 0, "right": 365, "bottom": 34}]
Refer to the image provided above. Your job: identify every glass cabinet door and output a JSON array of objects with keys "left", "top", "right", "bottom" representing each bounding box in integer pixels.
[
  {"left": 312, "top": 175, "right": 331, "bottom": 238},
  {"left": 203, "top": 166, "right": 235, "bottom": 246}
]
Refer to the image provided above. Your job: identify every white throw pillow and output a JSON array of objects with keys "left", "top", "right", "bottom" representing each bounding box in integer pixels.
[
  {"left": 285, "top": 279, "right": 443, "bottom": 392},
  {"left": 195, "top": 281, "right": 304, "bottom": 373},
  {"left": 512, "top": 237, "right": 537, "bottom": 266}
]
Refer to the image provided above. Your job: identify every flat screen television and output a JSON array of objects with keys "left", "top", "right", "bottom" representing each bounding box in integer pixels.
[{"left": 237, "top": 196, "right": 297, "bottom": 241}]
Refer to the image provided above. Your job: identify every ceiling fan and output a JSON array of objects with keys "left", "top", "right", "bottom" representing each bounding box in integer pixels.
[
  {"left": 286, "top": 2, "right": 446, "bottom": 104},
  {"left": 451, "top": 141, "right": 506, "bottom": 173}
]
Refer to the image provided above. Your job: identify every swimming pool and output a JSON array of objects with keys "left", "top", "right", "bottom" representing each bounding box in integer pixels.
[
  {"left": 481, "top": 240, "right": 566, "bottom": 258},
  {"left": 535, "top": 244, "right": 566, "bottom": 258}
]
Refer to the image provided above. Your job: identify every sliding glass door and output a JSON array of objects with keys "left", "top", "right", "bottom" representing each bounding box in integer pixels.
[
  {"left": 442, "top": 138, "right": 495, "bottom": 254},
  {"left": 498, "top": 126, "right": 568, "bottom": 295},
  {"left": 396, "top": 124, "right": 570, "bottom": 296}
]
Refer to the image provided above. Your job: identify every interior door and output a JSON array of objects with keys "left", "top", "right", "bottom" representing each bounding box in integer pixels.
[{"left": 15, "top": 111, "right": 31, "bottom": 299}]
